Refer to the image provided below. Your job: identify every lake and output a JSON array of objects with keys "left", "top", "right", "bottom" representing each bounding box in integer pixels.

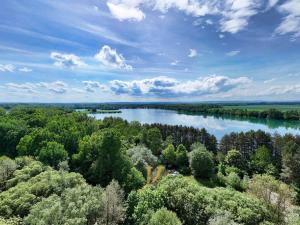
[{"left": 90, "top": 108, "right": 300, "bottom": 140}]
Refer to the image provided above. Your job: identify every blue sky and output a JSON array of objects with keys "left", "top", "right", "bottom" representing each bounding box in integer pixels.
[{"left": 0, "top": 0, "right": 300, "bottom": 102}]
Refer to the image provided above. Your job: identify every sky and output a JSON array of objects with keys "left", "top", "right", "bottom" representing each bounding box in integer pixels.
[{"left": 0, "top": 0, "right": 300, "bottom": 102}]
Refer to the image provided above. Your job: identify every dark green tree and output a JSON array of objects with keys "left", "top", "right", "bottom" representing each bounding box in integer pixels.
[
  {"left": 162, "top": 144, "right": 176, "bottom": 168},
  {"left": 189, "top": 144, "right": 214, "bottom": 179},
  {"left": 145, "top": 128, "right": 162, "bottom": 155},
  {"left": 38, "top": 142, "right": 68, "bottom": 168}
]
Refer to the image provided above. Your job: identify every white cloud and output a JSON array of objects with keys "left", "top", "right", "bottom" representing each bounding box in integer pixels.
[
  {"left": 226, "top": 50, "right": 240, "bottom": 56},
  {"left": 188, "top": 49, "right": 198, "bottom": 58},
  {"left": 7, "top": 81, "right": 68, "bottom": 94},
  {"left": 267, "top": 0, "right": 279, "bottom": 9},
  {"left": 206, "top": 19, "right": 213, "bottom": 25},
  {"left": 110, "top": 75, "right": 251, "bottom": 97},
  {"left": 151, "top": 0, "right": 219, "bottom": 17},
  {"left": 50, "top": 52, "right": 86, "bottom": 68},
  {"left": 107, "top": 2, "right": 145, "bottom": 21},
  {"left": 82, "top": 80, "right": 108, "bottom": 92},
  {"left": 37, "top": 81, "right": 68, "bottom": 94},
  {"left": 260, "top": 85, "right": 300, "bottom": 95},
  {"left": 170, "top": 60, "right": 179, "bottom": 66},
  {"left": 19, "top": 67, "right": 32, "bottom": 73},
  {"left": 193, "top": 18, "right": 203, "bottom": 26},
  {"left": 0, "top": 64, "right": 15, "bottom": 72},
  {"left": 219, "top": 0, "right": 263, "bottom": 34},
  {"left": 106, "top": 0, "right": 276, "bottom": 33},
  {"left": 6, "top": 82, "right": 36, "bottom": 93},
  {"left": 219, "top": 34, "right": 225, "bottom": 38},
  {"left": 263, "top": 78, "right": 277, "bottom": 84},
  {"left": 275, "top": 0, "right": 300, "bottom": 38},
  {"left": 95, "top": 45, "right": 133, "bottom": 70}
]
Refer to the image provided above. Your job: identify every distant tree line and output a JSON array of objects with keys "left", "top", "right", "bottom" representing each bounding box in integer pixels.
[{"left": 2, "top": 103, "right": 300, "bottom": 121}]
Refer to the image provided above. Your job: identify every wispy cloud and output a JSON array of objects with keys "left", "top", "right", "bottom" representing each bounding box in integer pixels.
[
  {"left": 0, "top": 64, "right": 15, "bottom": 72},
  {"left": 6, "top": 81, "right": 69, "bottom": 94},
  {"left": 19, "top": 67, "right": 32, "bottom": 73},
  {"left": 275, "top": 0, "right": 300, "bottom": 39},
  {"left": 226, "top": 50, "right": 240, "bottom": 56}
]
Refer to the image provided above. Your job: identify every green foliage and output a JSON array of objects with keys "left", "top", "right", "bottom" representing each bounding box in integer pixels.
[
  {"left": 0, "top": 156, "right": 17, "bottom": 191},
  {"left": 99, "top": 180, "right": 126, "bottom": 225},
  {"left": 189, "top": 144, "right": 214, "bottom": 179},
  {"left": 72, "top": 130, "right": 144, "bottom": 192},
  {"left": 17, "top": 128, "right": 58, "bottom": 156},
  {"left": 0, "top": 166, "right": 85, "bottom": 217},
  {"left": 251, "top": 146, "right": 273, "bottom": 174},
  {"left": 0, "top": 217, "right": 23, "bottom": 225},
  {"left": 225, "top": 149, "right": 245, "bottom": 171},
  {"left": 148, "top": 208, "right": 182, "bottom": 225},
  {"left": 225, "top": 172, "right": 242, "bottom": 190},
  {"left": 0, "top": 117, "right": 28, "bottom": 157},
  {"left": 162, "top": 144, "right": 176, "bottom": 168},
  {"left": 6, "top": 160, "right": 46, "bottom": 189},
  {"left": 175, "top": 144, "right": 189, "bottom": 174},
  {"left": 208, "top": 211, "right": 241, "bottom": 225},
  {"left": 281, "top": 141, "right": 300, "bottom": 186},
  {"left": 128, "top": 175, "right": 272, "bottom": 225},
  {"left": 24, "top": 179, "right": 127, "bottom": 225},
  {"left": 38, "top": 141, "right": 68, "bottom": 168},
  {"left": 247, "top": 174, "right": 294, "bottom": 223},
  {"left": 127, "top": 145, "right": 158, "bottom": 173},
  {"left": 145, "top": 128, "right": 162, "bottom": 155},
  {"left": 24, "top": 184, "right": 104, "bottom": 225}
]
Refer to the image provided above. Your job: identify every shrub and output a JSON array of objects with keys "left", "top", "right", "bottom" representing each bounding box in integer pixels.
[
  {"left": 148, "top": 208, "right": 182, "bottom": 225},
  {"left": 189, "top": 145, "right": 214, "bottom": 179}
]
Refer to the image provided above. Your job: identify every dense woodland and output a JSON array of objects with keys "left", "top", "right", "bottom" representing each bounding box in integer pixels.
[{"left": 0, "top": 106, "right": 300, "bottom": 225}]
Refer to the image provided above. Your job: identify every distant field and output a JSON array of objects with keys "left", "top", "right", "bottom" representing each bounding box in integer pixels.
[{"left": 223, "top": 105, "right": 300, "bottom": 112}]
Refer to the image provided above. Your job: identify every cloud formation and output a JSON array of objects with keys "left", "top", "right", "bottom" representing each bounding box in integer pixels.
[
  {"left": 106, "top": 0, "right": 277, "bottom": 33},
  {"left": 261, "top": 85, "right": 300, "bottom": 96},
  {"left": 226, "top": 50, "right": 240, "bottom": 56},
  {"left": 50, "top": 52, "right": 86, "bottom": 68},
  {"left": 6, "top": 82, "right": 36, "bottom": 93},
  {"left": 110, "top": 75, "right": 251, "bottom": 97},
  {"left": 6, "top": 81, "right": 68, "bottom": 94},
  {"left": 19, "top": 67, "right": 32, "bottom": 73},
  {"left": 95, "top": 45, "right": 133, "bottom": 70},
  {"left": 275, "top": 0, "right": 300, "bottom": 39},
  {"left": 0, "top": 64, "right": 15, "bottom": 72},
  {"left": 107, "top": 2, "right": 145, "bottom": 21},
  {"left": 188, "top": 49, "right": 198, "bottom": 58},
  {"left": 82, "top": 80, "right": 107, "bottom": 92}
]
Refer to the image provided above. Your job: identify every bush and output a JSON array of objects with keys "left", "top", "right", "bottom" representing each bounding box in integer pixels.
[
  {"left": 208, "top": 211, "right": 241, "bottom": 225},
  {"left": 148, "top": 208, "right": 182, "bottom": 225},
  {"left": 128, "top": 175, "right": 272, "bottom": 225},
  {"left": 189, "top": 145, "right": 214, "bottom": 179},
  {"left": 38, "top": 141, "right": 68, "bottom": 168},
  {"left": 0, "top": 167, "right": 85, "bottom": 217},
  {"left": 226, "top": 172, "right": 242, "bottom": 190}
]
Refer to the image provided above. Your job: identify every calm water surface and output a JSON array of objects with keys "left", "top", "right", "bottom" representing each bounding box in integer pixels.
[{"left": 90, "top": 109, "right": 300, "bottom": 140}]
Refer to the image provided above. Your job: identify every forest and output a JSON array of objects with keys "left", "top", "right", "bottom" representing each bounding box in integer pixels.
[{"left": 0, "top": 106, "right": 300, "bottom": 225}]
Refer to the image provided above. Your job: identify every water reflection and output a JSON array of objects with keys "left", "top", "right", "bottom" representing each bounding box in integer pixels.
[{"left": 90, "top": 109, "right": 300, "bottom": 140}]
